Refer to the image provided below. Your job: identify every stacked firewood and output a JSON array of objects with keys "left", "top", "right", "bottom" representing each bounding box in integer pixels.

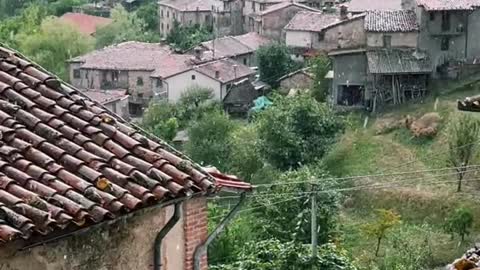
[{"left": 448, "top": 245, "right": 480, "bottom": 270}]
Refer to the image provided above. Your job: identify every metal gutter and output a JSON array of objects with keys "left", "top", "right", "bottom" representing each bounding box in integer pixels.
[
  {"left": 154, "top": 202, "right": 182, "bottom": 270},
  {"left": 193, "top": 192, "right": 247, "bottom": 270}
]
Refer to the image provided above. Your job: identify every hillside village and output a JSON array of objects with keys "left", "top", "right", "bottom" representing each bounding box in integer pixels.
[{"left": 3, "top": 0, "right": 480, "bottom": 270}]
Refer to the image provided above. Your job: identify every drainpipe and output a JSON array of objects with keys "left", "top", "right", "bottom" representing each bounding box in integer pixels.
[
  {"left": 154, "top": 202, "right": 182, "bottom": 270},
  {"left": 193, "top": 192, "right": 247, "bottom": 270}
]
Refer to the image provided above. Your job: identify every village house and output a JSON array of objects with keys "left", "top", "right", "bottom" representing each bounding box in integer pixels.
[
  {"left": 284, "top": 7, "right": 366, "bottom": 52},
  {"left": 80, "top": 89, "right": 130, "bottom": 118},
  {"left": 246, "top": 2, "right": 320, "bottom": 40},
  {"left": 329, "top": 10, "right": 432, "bottom": 108},
  {"left": 192, "top": 32, "right": 272, "bottom": 66},
  {"left": 151, "top": 58, "right": 256, "bottom": 102},
  {"left": 348, "top": 0, "right": 414, "bottom": 14},
  {"left": 67, "top": 42, "right": 193, "bottom": 118},
  {"left": 158, "top": 0, "right": 220, "bottom": 36},
  {"left": 0, "top": 45, "right": 252, "bottom": 269},
  {"left": 60, "top": 12, "right": 112, "bottom": 36},
  {"left": 243, "top": 0, "right": 325, "bottom": 17},
  {"left": 415, "top": 0, "right": 480, "bottom": 78},
  {"left": 277, "top": 68, "right": 314, "bottom": 93},
  {"left": 213, "top": 0, "right": 245, "bottom": 36}
]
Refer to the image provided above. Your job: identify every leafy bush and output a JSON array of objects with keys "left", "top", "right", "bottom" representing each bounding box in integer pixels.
[
  {"left": 362, "top": 209, "right": 402, "bottom": 256},
  {"left": 444, "top": 206, "right": 474, "bottom": 242},
  {"left": 166, "top": 21, "right": 213, "bottom": 50},
  {"left": 256, "top": 94, "right": 345, "bottom": 170},
  {"left": 253, "top": 164, "right": 340, "bottom": 244},
  {"left": 211, "top": 240, "right": 357, "bottom": 270},
  {"left": 228, "top": 125, "right": 264, "bottom": 180},
  {"left": 309, "top": 55, "right": 331, "bottom": 102},
  {"left": 256, "top": 43, "right": 294, "bottom": 88}
]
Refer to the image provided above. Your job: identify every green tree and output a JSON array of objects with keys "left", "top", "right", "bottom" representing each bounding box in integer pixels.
[
  {"left": 48, "top": 0, "right": 87, "bottom": 16},
  {"left": 257, "top": 43, "right": 294, "bottom": 88},
  {"left": 228, "top": 125, "right": 264, "bottom": 180},
  {"left": 135, "top": 1, "right": 159, "bottom": 31},
  {"left": 253, "top": 164, "right": 340, "bottom": 244},
  {"left": 309, "top": 55, "right": 331, "bottom": 102},
  {"left": 16, "top": 16, "right": 94, "bottom": 80},
  {"left": 185, "top": 110, "right": 238, "bottom": 171},
  {"left": 444, "top": 207, "right": 474, "bottom": 243},
  {"left": 362, "top": 209, "right": 402, "bottom": 257},
  {"left": 211, "top": 240, "right": 357, "bottom": 270},
  {"left": 95, "top": 5, "right": 159, "bottom": 49},
  {"left": 446, "top": 114, "right": 480, "bottom": 192},
  {"left": 166, "top": 21, "right": 213, "bottom": 50},
  {"left": 142, "top": 101, "right": 179, "bottom": 142},
  {"left": 0, "top": 3, "right": 48, "bottom": 47},
  {"left": 256, "top": 94, "right": 345, "bottom": 170},
  {"left": 177, "top": 86, "right": 218, "bottom": 123}
]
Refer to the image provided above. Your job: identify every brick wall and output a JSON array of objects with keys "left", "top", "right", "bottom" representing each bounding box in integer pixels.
[{"left": 183, "top": 197, "right": 208, "bottom": 270}]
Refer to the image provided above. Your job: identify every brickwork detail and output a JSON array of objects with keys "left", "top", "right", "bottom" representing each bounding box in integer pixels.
[{"left": 184, "top": 197, "right": 208, "bottom": 270}]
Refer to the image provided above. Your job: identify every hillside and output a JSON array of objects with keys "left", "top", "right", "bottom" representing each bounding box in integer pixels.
[{"left": 324, "top": 83, "right": 480, "bottom": 268}]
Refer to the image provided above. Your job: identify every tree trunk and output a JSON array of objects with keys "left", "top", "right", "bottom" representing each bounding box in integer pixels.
[{"left": 375, "top": 237, "right": 382, "bottom": 257}]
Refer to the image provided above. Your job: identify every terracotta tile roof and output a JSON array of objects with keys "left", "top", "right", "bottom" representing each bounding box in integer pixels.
[
  {"left": 416, "top": 0, "right": 480, "bottom": 10},
  {"left": 0, "top": 46, "right": 251, "bottom": 245},
  {"left": 60, "top": 13, "right": 112, "bottom": 36},
  {"left": 365, "top": 10, "right": 419, "bottom": 32},
  {"left": 284, "top": 11, "right": 340, "bottom": 32},
  {"left": 200, "top": 33, "right": 272, "bottom": 58},
  {"left": 367, "top": 49, "right": 433, "bottom": 74},
  {"left": 258, "top": 2, "right": 320, "bottom": 16},
  {"left": 322, "top": 13, "right": 366, "bottom": 30},
  {"left": 149, "top": 54, "right": 194, "bottom": 79},
  {"left": 69, "top": 42, "right": 173, "bottom": 71},
  {"left": 348, "top": 0, "right": 403, "bottom": 13},
  {"left": 195, "top": 58, "right": 255, "bottom": 83},
  {"left": 158, "top": 0, "right": 222, "bottom": 11},
  {"left": 232, "top": 32, "right": 272, "bottom": 51},
  {"left": 80, "top": 89, "right": 128, "bottom": 105}
]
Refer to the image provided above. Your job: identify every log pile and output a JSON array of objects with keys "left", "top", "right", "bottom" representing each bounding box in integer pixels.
[{"left": 448, "top": 245, "right": 480, "bottom": 270}]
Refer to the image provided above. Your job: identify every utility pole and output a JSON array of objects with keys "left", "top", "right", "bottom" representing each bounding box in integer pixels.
[{"left": 311, "top": 183, "right": 318, "bottom": 259}]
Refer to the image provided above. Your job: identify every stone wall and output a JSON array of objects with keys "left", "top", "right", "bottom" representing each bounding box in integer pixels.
[{"left": 0, "top": 198, "right": 209, "bottom": 270}]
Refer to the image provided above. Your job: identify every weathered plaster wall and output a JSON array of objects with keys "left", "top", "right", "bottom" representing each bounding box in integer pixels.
[
  {"left": 315, "top": 17, "right": 366, "bottom": 51},
  {"left": 163, "top": 70, "right": 222, "bottom": 102},
  {"left": 0, "top": 204, "right": 186, "bottom": 270},
  {"left": 285, "top": 30, "right": 313, "bottom": 48},
  {"left": 367, "top": 32, "right": 418, "bottom": 48},
  {"left": 331, "top": 52, "right": 367, "bottom": 103},
  {"left": 261, "top": 6, "right": 310, "bottom": 41}
]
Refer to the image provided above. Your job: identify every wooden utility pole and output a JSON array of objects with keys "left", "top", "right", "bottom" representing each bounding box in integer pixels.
[{"left": 311, "top": 184, "right": 318, "bottom": 259}]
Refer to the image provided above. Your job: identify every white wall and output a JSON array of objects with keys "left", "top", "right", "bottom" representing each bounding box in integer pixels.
[
  {"left": 164, "top": 70, "right": 222, "bottom": 102},
  {"left": 367, "top": 32, "right": 418, "bottom": 48},
  {"left": 285, "top": 30, "right": 313, "bottom": 48}
]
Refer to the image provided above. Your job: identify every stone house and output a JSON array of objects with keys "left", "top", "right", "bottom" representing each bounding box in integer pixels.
[
  {"left": 277, "top": 68, "right": 314, "bottom": 93},
  {"left": 80, "top": 89, "right": 130, "bottom": 118},
  {"left": 0, "top": 45, "right": 252, "bottom": 270},
  {"left": 151, "top": 58, "right": 256, "bottom": 102},
  {"left": 246, "top": 2, "right": 320, "bottom": 40},
  {"left": 68, "top": 42, "right": 193, "bottom": 117},
  {"left": 192, "top": 32, "right": 272, "bottom": 66},
  {"left": 158, "top": 0, "right": 220, "bottom": 36},
  {"left": 243, "top": 0, "right": 325, "bottom": 18},
  {"left": 59, "top": 12, "right": 112, "bottom": 36},
  {"left": 415, "top": 0, "right": 480, "bottom": 78},
  {"left": 329, "top": 10, "right": 432, "bottom": 108},
  {"left": 284, "top": 8, "right": 366, "bottom": 52}
]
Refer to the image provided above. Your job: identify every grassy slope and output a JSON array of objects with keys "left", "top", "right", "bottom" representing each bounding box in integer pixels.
[{"left": 324, "top": 85, "right": 480, "bottom": 269}]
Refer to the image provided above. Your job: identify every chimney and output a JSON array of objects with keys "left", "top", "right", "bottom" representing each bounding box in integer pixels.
[
  {"left": 215, "top": 70, "right": 220, "bottom": 79},
  {"left": 194, "top": 47, "right": 203, "bottom": 60},
  {"left": 340, "top": 5, "right": 348, "bottom": 20}
]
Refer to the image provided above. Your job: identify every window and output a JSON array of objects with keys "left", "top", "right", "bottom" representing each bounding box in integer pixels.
[
  {"left": 161, "top": 23, "right": 164, "bottom": 31},
  {"left": 173, "top": 12, "right": 176, "bottom": 19},
  {"left": 205, "top": 15, "right": 211, "bottom": 23},
  {"left": 429, "top": 12, "right": 435, "bottom": 21},
  {"left": 441, "top": 11, "right": 450, "bottom": 31},
  {"left": 441, "top": 37, "right": 450, "bottom": 51},
  {"left": 161, "top": 9, "right": 164, "bottom": 17},
  {"left": 73, "top": 69, "right": 81, "bottom": 79},
  {"left": 243, "top": 58, "right": 247, "bottom": 65},
  {"left": 252, "top": 1, "right": 255, "bottom": 11},
  {"left": 318, "top": 32, "right": 325, "bottom": 42},
  {"left": 156, "top": 79, "right": 163, "bottom": 87},
  {"left": 167, "top": 24, "right": 170, "bottom": 30},
  {"left": 189, "top": 20, "right": 193, "bottom": 25},
  {"left": 167, "top": 11, "right": 170, "bottom": 18},
  {"left": 191, "top": 74, "right": 196, "bottom": 80},
  {"left": 138, "top": 93, "right": 144, "bottom": 98},
  {"left": 137, "top": 77, "right": 144, "bottom": 86},
  {"left": 383, "top": 35, "right": 392, "bottom": 48}
]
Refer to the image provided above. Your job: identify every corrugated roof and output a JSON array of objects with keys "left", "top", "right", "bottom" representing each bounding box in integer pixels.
[
  {"left": 0, "top": 46, "right": 251, "bottom": 246},
  {"left": 416, "top": 0, "right": 480, "bottom": 10},
  {"left": 365, "top": 10, "right": 419, "bottom": 32},
  {"left": 60, "top": 13, "right": 112, "bottom": 36},
  {"left": 284, "top": 11, "right": 340, "bottom": 32},
  {"left": 367, "top": 49, "right": 433, "bottom": 74},
  {"left": 348, "top": 0, "right": 403, "bottom": 13}
]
